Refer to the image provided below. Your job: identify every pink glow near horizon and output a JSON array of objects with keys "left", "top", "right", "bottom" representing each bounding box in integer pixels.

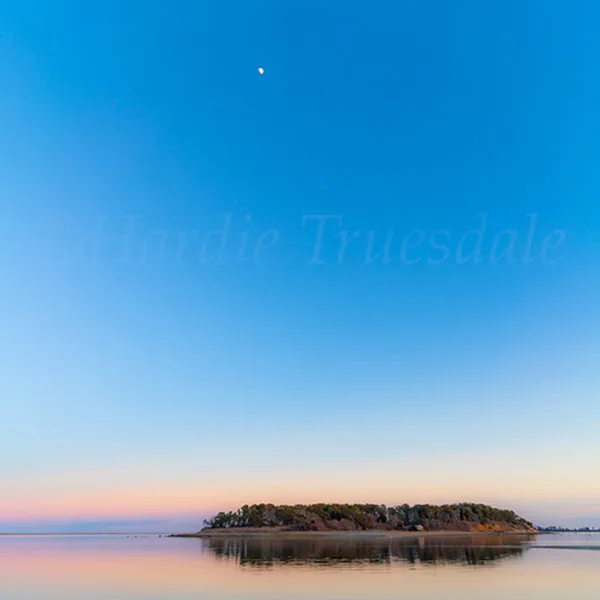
[{"left": 3, "top": 483, "right": 600, "bottom": 526}]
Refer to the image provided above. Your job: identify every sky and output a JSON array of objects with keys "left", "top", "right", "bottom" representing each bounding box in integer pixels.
[{"left": 1, "top": 0, "right": 599, "bottom": 532}]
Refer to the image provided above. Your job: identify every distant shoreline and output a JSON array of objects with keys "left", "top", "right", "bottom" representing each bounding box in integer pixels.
[{"left": 0, "top": 532, "right": 165, "bottom": 537}]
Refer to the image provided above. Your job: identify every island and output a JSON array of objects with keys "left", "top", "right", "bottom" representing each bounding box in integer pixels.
[{"left": 175, "top": 503, "right": 537, "bottom": 537}]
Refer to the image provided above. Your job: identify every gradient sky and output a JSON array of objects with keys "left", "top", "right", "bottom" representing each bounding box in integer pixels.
[{"left": 1, "top": 0, "right": 600, "bottom": 532}]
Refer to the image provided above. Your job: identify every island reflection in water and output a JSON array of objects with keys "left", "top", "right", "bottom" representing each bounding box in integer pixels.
[
  {"left": 1, "top": 533, "right": 600, "bottom": 599},
  {"left": 203, "top": 534, "right": 537, "bottom": 568}
]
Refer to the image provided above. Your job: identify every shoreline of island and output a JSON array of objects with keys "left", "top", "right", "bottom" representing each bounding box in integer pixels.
[{"left": 172, "top": 527, "right": 538, "bottom": 539}]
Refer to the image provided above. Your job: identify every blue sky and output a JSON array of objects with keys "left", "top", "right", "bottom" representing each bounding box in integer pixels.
[{"left": 1, "top": 0, "right": 599, "bottom": 531}]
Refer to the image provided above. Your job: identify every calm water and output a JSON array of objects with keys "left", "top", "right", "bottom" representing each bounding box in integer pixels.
[{"left": 1, "top": 533, "right": 599, "bottom": 599}]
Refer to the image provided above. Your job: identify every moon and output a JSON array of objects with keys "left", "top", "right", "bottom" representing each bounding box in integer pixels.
[{"left": 258, "top": 67, "right": 264, "bottom": 75}]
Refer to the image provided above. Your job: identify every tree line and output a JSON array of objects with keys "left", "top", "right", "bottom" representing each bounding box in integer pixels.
[{"left": 202, "top": 503, "right": 534, "bottom": 532}]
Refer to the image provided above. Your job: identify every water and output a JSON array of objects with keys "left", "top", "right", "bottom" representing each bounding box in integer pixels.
[{"left": 0, "top": 533, "right": 599, "bottom": 599}]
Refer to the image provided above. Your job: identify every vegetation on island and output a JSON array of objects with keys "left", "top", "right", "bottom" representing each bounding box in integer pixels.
[{"left": 201, "top": 503, "right": 536, "bottom": 533}]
